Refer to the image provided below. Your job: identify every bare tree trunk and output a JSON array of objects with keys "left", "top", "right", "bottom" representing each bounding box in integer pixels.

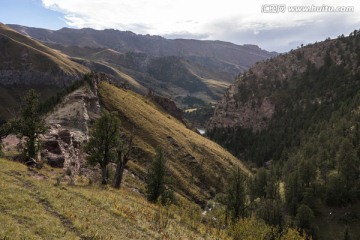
[
  {"left": 113, "top": 162, "right": 125, "bottom": 189},
  {"left": 113, "top": 128, "right": 134, "bottom": 189},
  {"left": 101, "top": 165, "right": 108, "bottom": 185}
]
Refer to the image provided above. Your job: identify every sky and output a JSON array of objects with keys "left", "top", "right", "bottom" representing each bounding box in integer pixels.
[{"left": 1, "top": 0, "right": 360, "bottom": 52}]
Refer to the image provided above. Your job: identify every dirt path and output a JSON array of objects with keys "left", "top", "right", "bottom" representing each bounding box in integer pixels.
[{"left": 5, "top": 171, "right": 92, "bottom": 240}]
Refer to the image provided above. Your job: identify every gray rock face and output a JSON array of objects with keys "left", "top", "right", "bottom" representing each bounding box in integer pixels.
[
  {"left": 208, "top": 84, "right": 275, "bottom": 132},
  {"left": 46, "top": 84, "right": 100, "bottom": 133},
  {"left": 41, "top": 82, "right": 100, "bottom": 171},
  {"left": 41, "top": 127, "right": 85, "bottom": 169}
]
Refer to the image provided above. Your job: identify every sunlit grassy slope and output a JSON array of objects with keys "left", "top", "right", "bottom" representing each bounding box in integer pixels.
[
  {"left": 0, "top": 158, "right": 232, "bottom": 239},
  {"left": 0, "top": 23, "right": 90, "bottom": 120},
  {"left": 0, "top": 23, "right": 88, "bottom": 75},
  {"left": 99, "top": 82, "right": 250, "bottom": 203}
]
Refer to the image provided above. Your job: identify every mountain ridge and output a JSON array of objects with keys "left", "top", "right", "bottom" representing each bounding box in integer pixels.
[{"left": 6, "top": 24, "right": 277, "bottom": 108}]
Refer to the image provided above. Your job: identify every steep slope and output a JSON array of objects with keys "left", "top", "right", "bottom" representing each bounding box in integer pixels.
[
  {"left": 208, "top": 30, "right": 360, "bottom": 240},
  {"left": 0, "top": 23, "right": 89, "bottom": 120},
  {"left": 0, "top": 158, "right": 223, "bottom": 239},
  {"left": 0, "top": 23, "right": 88, "bottom": 86},
  {"left": 208, "top": 32, "right": 360, "bottom": 164},
  {"left": 98, "top": 81, "right": 250, "bottom": 204},
  {"left": 0, "top": 157, "right": 305, "bottom": 239}
]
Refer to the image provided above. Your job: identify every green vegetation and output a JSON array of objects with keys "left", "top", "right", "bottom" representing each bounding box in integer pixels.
[
  {"left": 0, "top": 157, "right": 305, "bottom": 239},
  {"left": 146, "top": 147, "right": 173, "bottom": 204},
  {"left": 113, "top": 129, "right": 134, "bottom": 189},
  {"left": 208, "top": 29, "right": 360, "bottom": 239},
  {"left": 184, "top": 104, "right": 215, "bottom": 127},
  {"left": 15, "top": 90, "right": 47, "bottom": 159},
  {"left": 85, "top": 111, "right": 122, "bottom": 185},
  {"left": 39, "top": 73, "right": 93, "bottom": 114},
  {"left": 0, "top": 75, "right": 307, "bottom": 239},
  {"left": 0, "top": 158, "right": 211, "bottom": 239},
  {"left": 99, "top": 81, "right": 250, "bottom": 203},
  {"left": 225, "top": 167, "right": 246, "bottom": 221}
]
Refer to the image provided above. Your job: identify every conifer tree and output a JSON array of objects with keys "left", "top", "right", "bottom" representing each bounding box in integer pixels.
[
  {"left": 85, "top": 111, "right": 121, "bottom": 185},
  {"left": 16, "top": 90, "right": 47, "bottom": 159},
  {"left": 225, "top": 167, "right": 246, "bottom": 221},
  {"left": 146, "top": 148, "right": 171, "bottom": 203}
]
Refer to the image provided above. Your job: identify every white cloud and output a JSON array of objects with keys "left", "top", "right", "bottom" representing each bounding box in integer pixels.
[{"left": 41, "top": 0, "right": 360, "bottom": 52}]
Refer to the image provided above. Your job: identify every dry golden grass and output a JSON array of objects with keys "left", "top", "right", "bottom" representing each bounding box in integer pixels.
[
  {"left": 0, "top": 158, "right": 233, "bottom": 240},
  {"left": 99, "top": 82, "right": 250, "bottom": 203},
  {"left": 0, "top": 157, "right": 305, "bottom": 239},
  {"left": 0, "top": 23, "right": 88, "bottom": 75}
]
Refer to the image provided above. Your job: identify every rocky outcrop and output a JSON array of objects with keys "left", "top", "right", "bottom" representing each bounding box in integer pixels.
[
  {"left": 208, "top": 38, "right": 341, "bottom": 132},
  {"left": 42, "top": 81, "right": 101, "bottom": 171},
  {"left": 208, "top": 84, "right": 275, "bottom": 132},
  {"left": 41, "top": 125, "right": 86, "bottom": 171},
  {"left": 46, "top": 84, "right": 100, "bottom": 133}
]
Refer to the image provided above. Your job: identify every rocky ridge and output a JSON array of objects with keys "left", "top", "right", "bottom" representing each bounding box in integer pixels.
[
  {"left": 208, "top": 83, "right": 275, "bottom": 132},
  {"left": 41, "top": 76, "right": 101, "bottom": 174}
]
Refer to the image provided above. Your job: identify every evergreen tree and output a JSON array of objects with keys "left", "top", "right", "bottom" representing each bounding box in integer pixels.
[
  {"left": 285, "top": 170, "right": 303, "bottom": 216},
  {"left": 337, "top": 138, "right": 360, "bottom": 198},
  {"left": 298, "top": 159, "right": 316, "bottom": 188},
  {"left": 85, "top": 111, "right": 121, "bottom": 185},
  {"left": 295, "top": 204, "right": 315, "bottom": 231},
  {"left": 254, "top": 167, "right": 268, "bottom": 198},
  {"left": 225, "top": 167, "right": 246, "bottom": 221},
  {"left": 15, "top": 90, "right": 47, "bottom": 159},
  {"left": 146, "top": 148, "right": 169, "bottom": 203},
  {"left": 255, "top": 199, "right": 283, "bottom": 226}
]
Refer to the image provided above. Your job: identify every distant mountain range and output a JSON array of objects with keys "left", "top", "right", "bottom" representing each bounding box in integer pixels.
[{"left": 6, "top": 24, "right": 277, "bottom": 108}]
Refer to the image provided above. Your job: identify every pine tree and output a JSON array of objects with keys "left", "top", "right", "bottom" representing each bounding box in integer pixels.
[
  {"left": 295, "top": 204, "right": 315, "bottom": 231},
  {"left": 225, "top": 167, "right": 246, "bottom": 221},
  {"left": 337, "top": 138, "right": 360, "bottom": 195},
  {"left": 146, "top": 148, "right": 170, "bottom": 203},
  {"left": 15, "top": 90, "right": 47, "bottom": 159},
  {"left": 85, "top": 111, "right": 121, "bottom": 185}
]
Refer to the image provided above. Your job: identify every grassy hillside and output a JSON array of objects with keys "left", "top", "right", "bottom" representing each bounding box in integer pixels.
[
  {"left": 0, "top": 23, "right": 88, "bottom": 76},
  {"left": 0, "top": 23, "right": 90, "bottom": 121},
  {"left": 98, "top": 81, "right": 250, "bottom": 204},
  {"left": 0, "top": 158, "right": 226, "bottom": 239},
  {"left": 0, "top": 158, "right": 306, "bottom": 240}
]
